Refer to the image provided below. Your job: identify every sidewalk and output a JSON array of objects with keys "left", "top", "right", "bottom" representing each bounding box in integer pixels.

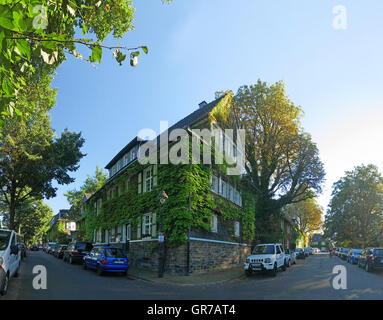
[{"left": 127, "top": 265, "right": 245, "bottom": 286}]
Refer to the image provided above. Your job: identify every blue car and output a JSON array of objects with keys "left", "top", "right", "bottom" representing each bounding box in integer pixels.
[
  {"left": 347, "top": 248, "right": 363, "bottom": 264},
  {"left": 83, "top": 246, "right": 129, "bottom": 276}
]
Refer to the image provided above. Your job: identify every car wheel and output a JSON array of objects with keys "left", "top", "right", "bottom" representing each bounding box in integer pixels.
[
  {"left": 97, "top": 265, "right": 104, "bottom": 276},
  {"left": 282, "top": 263, "right": 287, "bottom": 271},
  {"left": 271, "top": 264, "right": 277, "bottom": 277},
  {"left": 0, "top": 274, "right": 9, "bottom": 296}
]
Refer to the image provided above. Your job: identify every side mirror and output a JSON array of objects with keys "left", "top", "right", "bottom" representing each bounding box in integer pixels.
[{"left": 10, "top": 245, "right": 19, "bottom": 255}]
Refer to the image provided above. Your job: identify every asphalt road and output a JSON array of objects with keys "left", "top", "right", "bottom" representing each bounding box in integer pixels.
[{"left": 2, "top": 251, "right": 383, "bottom": 300}]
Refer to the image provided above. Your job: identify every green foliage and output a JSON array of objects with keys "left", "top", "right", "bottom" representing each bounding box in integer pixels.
[
  {"left": 231, "top": 79, "right": 325, "bottom": 242},
  {"left": 84, "top": 148, "right": 254, "bottom": 247},
  {"left": 48, "top": 220, "right": 70, "bottom": 244},
  {"left": 283, "top": 198, "right": 323, "bottom": 239},
  {"left": 0, "top": 196, "right": 53, "bottom": 243},
  {"left": 65, "top": 165, "right": 108, "bottom": 218},
  {"left": 0, "top": 73, "right": 85, "bottom": 229},
  {"left": 0, "top": 0, "right": 171, "bottom": 126},
  {"left": 324, "top": 164, "right": 383, "bottom": 247}
]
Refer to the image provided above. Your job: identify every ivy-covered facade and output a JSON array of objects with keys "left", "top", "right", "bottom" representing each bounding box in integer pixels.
[{"left": 81, "top": 93, "right": 256, "bottom": 273}]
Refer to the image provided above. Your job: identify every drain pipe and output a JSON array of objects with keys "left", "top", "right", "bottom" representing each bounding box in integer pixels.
[{"left": 186, "top": 193, "right": 191, "bottom": 276}]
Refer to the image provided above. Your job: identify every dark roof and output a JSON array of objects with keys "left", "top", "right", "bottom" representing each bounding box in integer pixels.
[
  {"left": 49, "top": 209, "right": 70, "bottom": 226},
  {"left": 164, "top": 96, "right": 223, "bottom": 134},
  {"left": 105, "top": 137, "right": 142, "bottom": 169},
  {"left": 104, "top": 96, "right": 224, "bottom": 170}
]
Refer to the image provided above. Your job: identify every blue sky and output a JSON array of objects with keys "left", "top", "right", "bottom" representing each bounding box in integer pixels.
[{"left": 47, "top": 0, "right": 383, "bottom": 217}]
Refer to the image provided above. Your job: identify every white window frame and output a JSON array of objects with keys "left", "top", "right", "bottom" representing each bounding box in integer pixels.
[
  {"left": 234, "top": 221, "right": 240, "bottom": 237},
  {"left": 96, "top": 198, "right": 102, "bottom": 215},
  {"left": 211, "top": 214, "right": 218, "bottom": 233}
]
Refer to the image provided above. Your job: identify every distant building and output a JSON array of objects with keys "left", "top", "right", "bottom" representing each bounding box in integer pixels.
[{"left": 47, "top": 209, "right": 76, "bottom": 243}]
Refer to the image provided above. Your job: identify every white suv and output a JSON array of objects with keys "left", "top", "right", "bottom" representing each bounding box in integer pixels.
[
  {"left": 244, "top": 243, "right": 286, "bottom": 277},
  {"left": 0, "top": 229, "right": 21, "bottom": 295}
]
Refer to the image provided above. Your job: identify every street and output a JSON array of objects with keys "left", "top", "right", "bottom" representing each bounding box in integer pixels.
[{"left": 3, "top": 251, "right": 383, "bottom": 300}]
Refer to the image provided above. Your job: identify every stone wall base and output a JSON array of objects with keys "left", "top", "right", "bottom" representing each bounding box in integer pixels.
[{"left": 127, "top": 239, "right": 250, "bottom": 275}]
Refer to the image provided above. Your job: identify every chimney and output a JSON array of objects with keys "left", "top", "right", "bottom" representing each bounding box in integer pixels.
[{"left": 198, "top": 101, "right": 207, "bottom": 109}]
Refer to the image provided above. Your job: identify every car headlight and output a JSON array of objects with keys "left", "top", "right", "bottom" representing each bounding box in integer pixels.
[{"left": 264, "top": 258, "right": 271, "bottom": 263}]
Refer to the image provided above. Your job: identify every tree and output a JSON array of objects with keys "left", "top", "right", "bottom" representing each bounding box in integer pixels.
[
  {"left": 324, "top": 164, "right": 383, "bottom": 247},
  {"left": 0, "top": 0, "right": 172, "bottom": 126},
  {"left": 232, "top": 80, "right": 325, "bottom": 242},
  {"left": 65, "top": 165, "right": 108, "bottom": 218},
  {"left": 283, "top": 198, "right": 323, "bottom": 245},
  {"left": 0, "top": 73, "right": 85, "bottom": 230},
  {"left": 0, "top": 196, "right": 53, "bottom": 244}
]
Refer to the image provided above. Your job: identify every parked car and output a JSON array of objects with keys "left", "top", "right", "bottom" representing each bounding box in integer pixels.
[
  {"left": 38, "top": 245, "right": 43, "bottom": 250},
  {"left": 358, "top": 248, "right": 383, "bottom": 272},
  {"left": 284, "top": 248, "right": 296, "bottom": 266},
  {"left": 50, "top": 243, "right": 59, "bottom": 256},
  {"left": 54, "top": 245, "right": 67, "bottom": 259},
  {"left": 0, "top": 229, "right": 21, "bottom": 295},
  {"left": 341, "top": 248, "right": 350, "bottom": 260},
  {"left": 312, "top": 248, "right": 320, "bottom": 254},
  {"left": 295, "top": 248, "right": 305, "bottom": 259},
  {"left": 244, "top": 243, "right": 286, "bottom": 277},
  {"left": 337, "top": 248, "right": 343, "bottom": 257},
  {"left": 83, "top": 246, "right": 129, "bottom": 276},
  {"left": 29, "top": 244, "right": 39, "bottom": 251},
  {"left": 46, "top": 242, "right": 56, "bottom": 254},
  {"left": 347, "top": 248, "right": 363, "bottom": 264},
  {"left": 304, "top": 247, "right": 311, "bottom": 257},
  {"left": 63, "top": 241, "right": 93, "bottom": 264}
]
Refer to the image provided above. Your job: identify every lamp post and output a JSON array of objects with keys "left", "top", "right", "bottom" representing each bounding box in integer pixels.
[{"left": 157, "top": 190, "right": 168, "bottom": 278}]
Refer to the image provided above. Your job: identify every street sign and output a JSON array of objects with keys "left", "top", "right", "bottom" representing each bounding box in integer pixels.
[{"left": 158, "top": 233, "right": 164, "bottom": 243}]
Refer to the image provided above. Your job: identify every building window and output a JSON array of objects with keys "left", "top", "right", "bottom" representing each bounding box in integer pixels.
[
  {"left": 211, "top": 214, "right": 218, "bottom": 233},
  {"left": 138, "top": 165, "right": 157, "bottom": 194},
  {"left": 126, "top": 223, "right": 131, "bottom": 241},
  {"left": 96, "top": 198, "right": 102, "bottom": 215},
  {"left": 140, "top": 212, "right": 157, "bottom": 239},
  {"left": 234, "top": 221, "right": 240, "bottom": 237},
  {"left": 211, "top": 175, "right": 219, "bottom": 193},
  {"left": 138, "top": 172, "right": 142, "bottom": 194}
]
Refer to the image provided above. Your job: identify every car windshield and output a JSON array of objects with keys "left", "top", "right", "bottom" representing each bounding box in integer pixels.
[
  {"left": 105, "top": 248, "right": 126, "bottom": 258},
  {"left": 253, "top": 245, "right": 275, "bottom": 254},
  {"left": 0, "top": 230, "right": 11, "bottom": 251},
  {"left": 76, "top": 242, "right": 92, "bottom": 250}
]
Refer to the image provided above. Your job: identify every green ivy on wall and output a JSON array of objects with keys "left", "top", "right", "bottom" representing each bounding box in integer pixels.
[{"left": 82, "top": 92, "right": 255, "bottom": 248}]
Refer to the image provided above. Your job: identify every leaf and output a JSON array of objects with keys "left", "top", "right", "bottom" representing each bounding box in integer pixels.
[
  {"left": 0, "top": 16, "right": 14, "bottom": 30},
  {"left": 14, "top": 107, "right": 22, "bottom": 116},
  {"left": 16, "top": 39, "right": 30, "bottom": 59},
  {"left": 141, "top": 46, "right": 149, "bottom": 54},
  {"left": 90, "top": 45, "right": 102, "bottom": 63}
]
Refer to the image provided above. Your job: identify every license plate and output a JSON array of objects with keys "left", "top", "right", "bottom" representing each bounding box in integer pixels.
[
  {"left": 250, "top": 263, "right": 261, "bottom": 270},
  {"left": 114, "top": 260, "right": 124, "bottom": 264}
]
